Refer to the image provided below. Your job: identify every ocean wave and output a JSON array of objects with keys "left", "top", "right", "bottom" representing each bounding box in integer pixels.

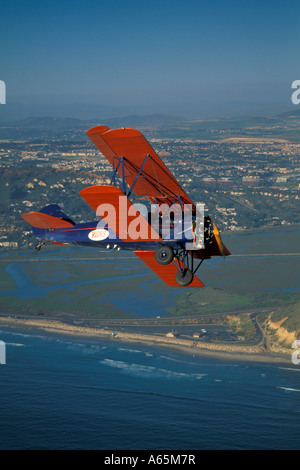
[
  {"left": 6, "top": 342, "right": 25, "bottom": 347},
  {"left": 117, "top": 347, "right": 143, "bottom": 354},
  {"left": 0, "top": 330, "right": 45, "bottom": 340},
  {"left": 66, "top": 342, "right": 107, "bottom": 355},
  {"left": 117, "top": 347, "right": 153, "bottom": 357},
  {"left": 278, "top": 367, "right": 300, "bottom": 373},
  {"left": 278, "top": 387, "right": 300, "bottom": 393},
  {"left": 160, "top": 354, "right": 240, "bottom": 368},
  {"left": 100, "top": 358, "right": 207, "bottom": 380}
]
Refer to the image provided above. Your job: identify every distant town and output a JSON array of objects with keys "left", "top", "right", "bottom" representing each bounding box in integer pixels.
[{"left": 0, "top": 113, "right": 299, "bottom": 248}]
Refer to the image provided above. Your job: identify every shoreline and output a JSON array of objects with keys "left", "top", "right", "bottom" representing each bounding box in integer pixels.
[{"left": 0, "top": 316, "right": 291, "bottom": 365}]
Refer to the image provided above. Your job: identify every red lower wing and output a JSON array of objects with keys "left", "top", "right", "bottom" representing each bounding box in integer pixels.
[{"left": 134, "top": 250, "right": 205, "bottom": 288}]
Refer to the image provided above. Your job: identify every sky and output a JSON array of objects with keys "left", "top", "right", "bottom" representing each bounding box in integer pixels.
[{"left": 0, "top": 0, "right": 299, "bottom": 116}]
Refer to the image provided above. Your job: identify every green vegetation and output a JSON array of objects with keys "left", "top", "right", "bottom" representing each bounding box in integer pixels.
[
  {"left": 167, "top": 287, "right": 253, "bottom": 316},
  {"left": 0, "top": 226, "right": 299, "bottom": 327},
  {"left": 0, "top": 264, "right": 16, "bottom": 289},
  {"left": 226, "top": 314, "right": 256, "bottom": 341}
]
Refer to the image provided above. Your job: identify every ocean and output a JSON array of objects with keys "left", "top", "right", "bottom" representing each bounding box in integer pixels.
[{"left": 0, "top": 327, "right": 299, "bottom": 450}]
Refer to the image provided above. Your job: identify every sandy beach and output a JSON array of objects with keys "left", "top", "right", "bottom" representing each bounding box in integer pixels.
[{"left": 0, "top": 315, "right": 291, "bottom": 365}]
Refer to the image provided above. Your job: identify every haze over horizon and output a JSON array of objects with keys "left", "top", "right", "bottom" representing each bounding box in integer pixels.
[{"left": 0, "top": 0, "right": 299, "bottom": 120}]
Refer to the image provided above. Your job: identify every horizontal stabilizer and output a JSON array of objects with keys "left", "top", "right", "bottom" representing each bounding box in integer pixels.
[
  {"left": 21, "top": 212, "right": 75, "bottom": 229},
  {"left": 134, "top": 250, "right": 205, "bottom": 288}
]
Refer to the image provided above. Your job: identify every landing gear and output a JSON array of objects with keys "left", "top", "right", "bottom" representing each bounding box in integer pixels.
[
  {"left": 35, "top": 241, "right": 48, "bottom": 251},
  {"left": 155, "top": 245, "right": 194, "bottom": 286},
  {"left": 154, "top": 243, "right": 207, "bottom": 287},
  {"left": 155, "top": 245, "right": 174, "bottom": 265},
  {"left": 175, "top": 268, "right": 193, "bottom": 287}
]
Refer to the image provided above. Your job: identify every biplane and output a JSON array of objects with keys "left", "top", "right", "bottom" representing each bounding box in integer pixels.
[{"left": 22, "top": 126, "right": 230, "bottom": 287}]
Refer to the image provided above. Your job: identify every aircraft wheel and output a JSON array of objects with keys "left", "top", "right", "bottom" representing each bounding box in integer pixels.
[
  {"left": 175, "top": 268, "right": 193, "bottom": 287},
  {"left": 155, "top": 246, "right": 174, "bottom": 265}
]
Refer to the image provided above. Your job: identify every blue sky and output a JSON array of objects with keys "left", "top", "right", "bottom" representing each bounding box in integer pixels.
[{"left": 1, "top": 0, "right": 299, "bottom": 111}]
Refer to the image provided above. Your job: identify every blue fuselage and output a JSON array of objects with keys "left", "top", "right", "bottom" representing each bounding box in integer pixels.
[{"left": 33, "top": 220, "right": 193, "bottom": 252}]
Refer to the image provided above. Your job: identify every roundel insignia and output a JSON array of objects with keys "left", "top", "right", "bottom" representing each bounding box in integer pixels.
[{"left": 88, "top": 229, "right": 109, "bottom": 241}]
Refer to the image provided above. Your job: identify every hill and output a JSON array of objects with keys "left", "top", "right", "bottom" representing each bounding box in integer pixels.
[{"left": 263, "top": 299, "right": 300, "bottom": 353}]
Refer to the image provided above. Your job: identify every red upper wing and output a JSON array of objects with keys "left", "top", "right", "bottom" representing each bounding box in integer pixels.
[{"left": 86, "top": 126, "right": 195, "bottom": 209}]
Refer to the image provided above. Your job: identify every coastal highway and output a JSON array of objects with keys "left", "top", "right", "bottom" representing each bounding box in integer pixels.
[
  {"left": 0, "top": 253, "right": 300, "bottom": 263},
  {"left": 0, "top": 307, "right": 274, "bottom": 324}
]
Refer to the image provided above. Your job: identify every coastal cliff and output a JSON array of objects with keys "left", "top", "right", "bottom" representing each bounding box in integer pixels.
[
  {"left": 261, "top": 300, "right": 300, "bottom": 354},
  {"left": 265, "top": 315, "right": 298, "bottom": 354}
]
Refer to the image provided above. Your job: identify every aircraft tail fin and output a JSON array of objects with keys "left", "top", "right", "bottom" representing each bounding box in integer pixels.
[{"left": 39, "top": 204, "right": 75, "bottom": 224}]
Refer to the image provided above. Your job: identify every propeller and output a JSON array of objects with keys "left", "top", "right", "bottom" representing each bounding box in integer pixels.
[{"left": 213, "top": 222, "right": 228, "bottom": 257}]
